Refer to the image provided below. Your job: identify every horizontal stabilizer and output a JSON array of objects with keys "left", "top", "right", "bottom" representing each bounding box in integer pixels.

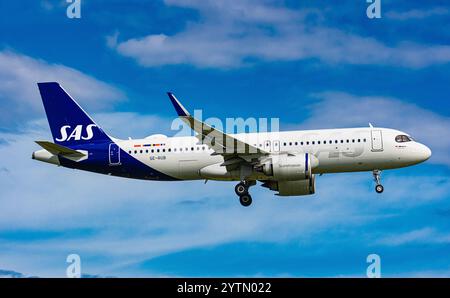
[{"left": 35, "top": 141, "right": 86, "bottom": 157}]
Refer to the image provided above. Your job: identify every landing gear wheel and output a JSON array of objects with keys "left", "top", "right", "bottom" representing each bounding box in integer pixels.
[
  {"left": 239, "top": 194, "right": 252, "bottom": 207},
  {"left": 235, "top": 182, "right": 248, "bottom": 196},
  {"left": 375, "top": 184, "right": 384, "bottom": 194},
  {"left": 372, "top": 170, "right": 384, "bottom": 194}
]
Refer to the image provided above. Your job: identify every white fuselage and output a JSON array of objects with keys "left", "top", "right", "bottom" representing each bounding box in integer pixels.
[{"left": 113, "top": 127, "right": 431, "bottom": 181}]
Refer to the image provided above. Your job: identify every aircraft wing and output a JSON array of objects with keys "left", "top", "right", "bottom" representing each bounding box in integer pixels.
[
  {"left": 167, "top": 93, "right": 269, "bottom": 160},
  {"left": 35, "top": 141, "right": 86, "bottom": 157}
]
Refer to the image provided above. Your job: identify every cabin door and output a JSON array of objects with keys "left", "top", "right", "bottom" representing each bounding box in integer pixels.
[
  {"left": 371, "top": 130, "right": 384, "bottom": 152},
  {"left": 109, "top": 143, "right": 121, "bottom": 165}
]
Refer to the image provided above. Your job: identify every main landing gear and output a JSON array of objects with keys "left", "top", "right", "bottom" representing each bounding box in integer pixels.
[
  {"left": 373, "top": 170, "right": 384, "bottom": 193},
  {"left": 235, "top": 181, "right": 255, "bottom": 207}
]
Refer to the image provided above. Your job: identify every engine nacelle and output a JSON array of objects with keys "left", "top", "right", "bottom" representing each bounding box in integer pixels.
[
  {"left": 262, "top": 175, "right": 316, "bottom": 196},
  {"left": 258, "top": 153, "right": 318, "bottom": 181}
]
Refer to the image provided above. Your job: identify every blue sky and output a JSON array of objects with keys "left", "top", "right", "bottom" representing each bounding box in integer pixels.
[{"left": 0, "top": 0, "right": 450, "bottom": 277}]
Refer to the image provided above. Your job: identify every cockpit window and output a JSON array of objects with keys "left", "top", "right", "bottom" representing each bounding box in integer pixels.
[{"left": 395, "top": 135, "right": 412, "bottom": 143}]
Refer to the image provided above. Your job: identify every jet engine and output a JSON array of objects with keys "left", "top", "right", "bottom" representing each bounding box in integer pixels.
[{"left": 257, "top": 153, "right": 318, "bottom": 181}]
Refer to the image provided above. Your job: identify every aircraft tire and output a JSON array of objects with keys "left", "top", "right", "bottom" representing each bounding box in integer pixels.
[
  {"left": 235, "top": 182, "right": 249, "bottom": 196},
  {"left": 375, "top": 184, "right": 384, "bottom": 193},
  {"left": 239, "top": 194, "right": 252, "bottom": 207}
]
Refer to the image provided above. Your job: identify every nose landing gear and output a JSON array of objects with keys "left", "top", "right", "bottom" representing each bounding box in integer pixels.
[
  {"left": 373, "top": 170, "right": 384, "bottom": 193},
  {"left": 235, "top": 180, "right": 255, "bottom": 206}
]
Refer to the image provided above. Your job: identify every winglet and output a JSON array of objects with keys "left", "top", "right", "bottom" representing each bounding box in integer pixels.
[{"left": 167, "top": 92, "right": 190, "bottom": 117}]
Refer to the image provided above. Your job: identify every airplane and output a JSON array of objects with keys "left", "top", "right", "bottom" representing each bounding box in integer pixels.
[{"left": 32, "top": 82, "right": 432, "bottom": 207}]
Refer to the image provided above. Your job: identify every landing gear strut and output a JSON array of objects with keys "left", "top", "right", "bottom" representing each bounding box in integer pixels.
[
  {"left": 235, "top": 180, "right": 255, "bottom": 207},
  {"left": 373, "top": 170, "right": 384, "bottom": 193}
]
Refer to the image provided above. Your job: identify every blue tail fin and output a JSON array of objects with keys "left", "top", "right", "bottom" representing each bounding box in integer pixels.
[{"left": 37, "top": 82, "right": 111, "bottom": 146}]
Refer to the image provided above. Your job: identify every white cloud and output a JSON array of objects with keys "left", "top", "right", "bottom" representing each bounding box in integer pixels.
[
  {"left": 40, "top": 1, "right": 54, "bottom": 11},
  {"left": 106, "top": 31, "right": 120, "bottom": 49},
  {"left": 1, "top": 117, "right": 450, "bottom": 276},
  {"left": 392, "top": 268, "right": 450, "bottom": 278},
  {"left": 290, "top": 92, "right": 450, "bottom": 167},
  {"left": 94, "top": 112, "right": 178, "bottom": 139},
  {"left": 386, "top": 7, "right": 449, "bottom": 20},
  {"left": 40, "top": 0, "right": 69, "bottom": 12},
  {"left": 0, "top": 50, "right": 125, "bottom": 129},
  {"left": 1, "top": 86, "right": 449, "bottom": 276},
  {"left": 111, "top": 0, "right": 450, "bottom": 69},
  {"left": 377, "top": 227, "right": 450, "bottom": 246}
]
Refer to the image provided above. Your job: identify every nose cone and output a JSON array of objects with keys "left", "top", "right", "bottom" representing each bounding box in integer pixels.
[{"left": 418, "top": 144, "right": 432, "bottom": 162}]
